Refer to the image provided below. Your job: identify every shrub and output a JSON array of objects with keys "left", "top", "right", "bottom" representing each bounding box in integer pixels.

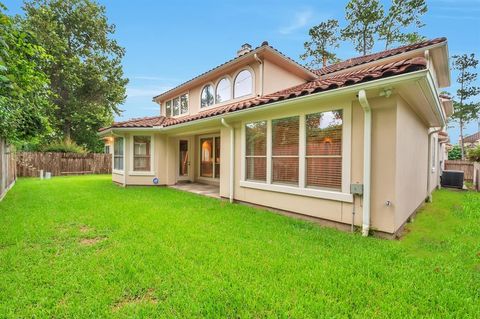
[
  {"left": 467, "top": 145, "right": 480, "bottom": 162},
  {"left": 448, "top": 145, "right": 462, "bottom": 160},
  {"left": 41, "top": 139, "right": 87, "bottom": 154}
]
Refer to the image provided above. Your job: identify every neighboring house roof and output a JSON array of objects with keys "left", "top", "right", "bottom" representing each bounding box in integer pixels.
[
  {"left": 463, "top": 132, "right": 480, "bottom": 143},
  {"left": 314, "top": 37, "right": 446, "bottom": 76},
  {"left": 101, "top": 56, "right": 427, "bottom": 131}
]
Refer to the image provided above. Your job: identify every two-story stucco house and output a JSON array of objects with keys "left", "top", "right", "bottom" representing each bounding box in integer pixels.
[{"left": 99, "top": 38, "right": 453, "bottom": 237}]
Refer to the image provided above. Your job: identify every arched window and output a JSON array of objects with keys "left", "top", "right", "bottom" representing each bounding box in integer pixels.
[
  {"left": 234, "top": 69, "right": 253, "bottom": 98},
  {"left": 215, "top": 78, "right": 231, "bottom": 103},
  {"left": 201, "top": 84, "right": 214, "bottom": 108}
]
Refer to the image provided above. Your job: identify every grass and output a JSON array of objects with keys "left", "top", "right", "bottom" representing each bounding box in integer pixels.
[{"left": 0, "top": 175, "right": 478, "bottom": 318}]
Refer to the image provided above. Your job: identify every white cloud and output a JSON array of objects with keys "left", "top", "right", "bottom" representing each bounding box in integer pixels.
[{"left": 279, "top": 9, "right": 313, "bottom": 35}]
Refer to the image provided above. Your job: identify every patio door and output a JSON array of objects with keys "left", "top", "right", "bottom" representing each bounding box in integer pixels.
[
  {"left": 178, "top": 139, "right": 191, "bottom": 181},
  {"left": 199, "top": 135, "right": 220, "bottom": 180}
]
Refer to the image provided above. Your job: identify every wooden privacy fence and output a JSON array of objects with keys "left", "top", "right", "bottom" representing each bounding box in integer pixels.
[
  {"left": 444, "top": 160, "right": 474, "bottom": 182},
  {"left": 0, "top": 138, "right": 16, "bottom": 200},
  {"left": 16, "top": 152, "right": 112, "bottom": 177}
]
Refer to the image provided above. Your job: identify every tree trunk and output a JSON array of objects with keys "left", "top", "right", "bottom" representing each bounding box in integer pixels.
[
  {"left": 460, "top": 118, "right": 465, "bottom": 160},
  {"left": 322, "top": 55, "right": 327, "bottom": 67}
]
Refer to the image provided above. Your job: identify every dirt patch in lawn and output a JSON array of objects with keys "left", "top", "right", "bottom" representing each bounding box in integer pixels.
[
  {"left": 79, "top": 236, "right": 106, "bottom": 246},
  {"left": 112, "top": 289, "right": 158, "bottom": 312},
  {"left": 79, "top": 225, "right": 93, "bottom": 233}
]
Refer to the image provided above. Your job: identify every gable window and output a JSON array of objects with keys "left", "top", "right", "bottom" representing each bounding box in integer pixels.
[
  {"left": 306, "top": 110, "right": 342, "bottom": 190},
  {"left": 245, "top": 121, "right": 267, "bottom": 181},
  {"left": 113, "top": 137, "right": 124, "bottom": 171},
  {"left": 133, "top": 136, "right": 151, "bottom": 171},
  {"left": 216, "top": 78, "right": 231, "bottom": 103},
  {"left": 234, "top": 69, "right": 253, "bottom": 98},
  {"left": 165, "top": 100, "right": 172, "bottom": 117},
  {"left": 201, "top": 84, "right": 214, "bottom": 108},
  {"left": 272, "top": 116, "right": 299, "bottom": 185}
]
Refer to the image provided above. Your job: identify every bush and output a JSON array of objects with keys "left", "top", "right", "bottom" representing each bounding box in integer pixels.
[
  {"left": 448, "top": 145, "right": 462, "bottom": 160},
  {"left": 467, "top": 145, "right": 480, "bottom": 162},
  {"left": 41, "top": 139, "right": 87, "bottom": 154}
]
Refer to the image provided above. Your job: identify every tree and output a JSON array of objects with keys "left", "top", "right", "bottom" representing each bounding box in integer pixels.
[
  {"left": 23, "top": 0, "right": 128, "bottom": 152},
  {"left": 0, "top": 2, "right": 53, "bottom": 144},
  {"left": 451, "top": 54, "right": 480, "bottom": 159},
  {"left": 448, "top": 145, "right": 462, "bottom": 160},
  {"left": 379, "top": 0, "right": 428, "bottom": 49},
  {"left": 300, "top": 19, "right": 340, "bottom": 68},
  {"left": 341, "top": 0, "right": 384, "bottom": 55}
]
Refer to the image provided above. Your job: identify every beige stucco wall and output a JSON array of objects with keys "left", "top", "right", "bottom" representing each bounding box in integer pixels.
[{"left": 262, "top": 59, "right": 306, "bottom": 95}]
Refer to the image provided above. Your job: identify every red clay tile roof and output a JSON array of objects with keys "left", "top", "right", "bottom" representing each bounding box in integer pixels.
[
  {"left": 160, "top": 56, "right": 427, "bottom": 127},
  {"left": 463, "top": 132, "right": 480, "bottom": 143},
  {"left": 314, "top": 37, "right": 446, "bottom": 76},
  {"left": 99, "top": 116, "right": 165, "bottom": 132}
]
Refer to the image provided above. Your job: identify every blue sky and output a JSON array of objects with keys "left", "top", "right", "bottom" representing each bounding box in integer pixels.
[{"left": 4, "top": 0, "right": 480, "bottom": 143}]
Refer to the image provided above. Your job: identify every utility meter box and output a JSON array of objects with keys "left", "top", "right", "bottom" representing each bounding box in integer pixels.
[{"left": 350, "top": 183, "right": 364, "bottom": 195}]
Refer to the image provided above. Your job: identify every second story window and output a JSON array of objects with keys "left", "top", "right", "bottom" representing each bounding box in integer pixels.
[
  {"left": 164, "top": 93, "right": 188, "bottom": 117},
  {"left": 215, "top": 78, "right": 231, "bottom": 103},
  {"left": 201, "top": 84, "right": 214, "bottom": 108},
  {"left": 234, "top": 69, "right": 253, "bottom": 98}
]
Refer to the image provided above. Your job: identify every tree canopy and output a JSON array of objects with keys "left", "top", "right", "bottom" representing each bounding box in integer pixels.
[
  {"left": 0, "top": 2, "right": 52, "bottom": 144},
  {"left": 300, "top": 19, "right": 340, "bottom": 68},
  {"left": 23, "top": 0, "right": 128, "bottom": 152}
]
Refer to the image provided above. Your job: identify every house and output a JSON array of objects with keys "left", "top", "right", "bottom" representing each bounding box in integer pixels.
[
  {"left": 99, "top": 38, "right": 452, "bottom": 237},
  {"left": 461, "top": 131, "right": 480, "bottom": 148}
]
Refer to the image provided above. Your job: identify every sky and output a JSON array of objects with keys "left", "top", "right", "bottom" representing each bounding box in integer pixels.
[{"left": 3, "top": 0, "right": 480, "bottom": 143}]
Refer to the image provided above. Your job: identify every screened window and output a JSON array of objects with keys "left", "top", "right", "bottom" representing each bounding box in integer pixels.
[
  {"left": 306, "top": 110, "right": 342, "bottom": 190},
  {"left": 165, "top": 100, "right": 172, "bottom": 117},
  {"left": 201, "top": 84, "right": 214, "bottom": 108},
  {"left": 133, "top": 136, "right": 151, "bottom": 171},
  {"left": 234, "top": 70, "right": 253, "bottom": 98},
  {"left": 215, "top": 78, "right": 231, "bottom": 103},
  {"left": 245, "top": 121, "right": 267, "bottom": 181},
  {"left": 180, "top": 93, "right": 189, "bottom": 114},
  {"left": 172, "top": 97, "right": 180, "bottom": 116},
  {"left": 113, "top": 137, "right": 124, "bottom": 171},
  {"left": 272, "top": 116, "right": 299, "bottom": 185}
]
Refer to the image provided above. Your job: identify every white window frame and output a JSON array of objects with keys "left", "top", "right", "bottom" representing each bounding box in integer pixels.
[
  {"left": 164, "top": 92, "right": 189, "bottom": 118},
  {"left": 233, "top": 67, "right": 255, "bottom": 99},
  {"left": 240, "top": 104, "right": 352, "bottom": 203},
  {"left": 129, "top": 134, "right": 155, "bottom": 176},
  {"left": 113, "top": 136, "right": 125, "bottom": 175},
  {"left": 214, "top": 76, "right": 233, "bottom": 104},
  {"left": 200, "top": 83, "right": 215, "bottom": 109},
  {"left": 432, "top": 136, "right": 437, "bottom": 172}
]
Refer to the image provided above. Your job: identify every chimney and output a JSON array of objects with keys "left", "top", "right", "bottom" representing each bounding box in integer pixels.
[{"left": 237, "top": 43, "right": 252, "bottom": 57}]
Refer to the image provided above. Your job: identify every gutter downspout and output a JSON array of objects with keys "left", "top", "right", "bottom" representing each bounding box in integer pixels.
[
  {"left": 358, "top": 90, "right": 371, "bottom": 237},
  {"left": 254, "top": 53, "right": 264, "bottom": 96},
  {"left": 221, "top": 118, "right": 235, "bottom": 203},
  {"left": 426, "top": 127, "right": 442, "bottom": 202}
]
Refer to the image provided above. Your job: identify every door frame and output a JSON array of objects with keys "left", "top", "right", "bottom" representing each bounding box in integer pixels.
[
  {"left": 197, "top": 134, "right": 221, "bottom": 182},
  {"left": 177, "top": 137, "right": 193, "bottom": 182}
]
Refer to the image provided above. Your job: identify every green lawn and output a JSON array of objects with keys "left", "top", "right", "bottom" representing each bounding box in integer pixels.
[{"left": 0, "top": 175, "right": 478, "bottom": 318}]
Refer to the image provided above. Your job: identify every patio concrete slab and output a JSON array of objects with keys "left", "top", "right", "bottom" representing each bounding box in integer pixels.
[{"left": 169, "top": 182, "right": 220, "bottom": 198}]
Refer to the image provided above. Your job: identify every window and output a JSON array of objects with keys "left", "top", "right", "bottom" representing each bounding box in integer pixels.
[
  {"left": 432, "top": 136, "right": 437, "bottom": 170},
  {"left": 113, "top": 137, "right": 124, "bottom": 171},
  {"left": 180, "top": 93, "right": 188, "bottom": 114},
  {"left": 104, "top": 145, "right": 110, "bottom": 154},
  {"left": 173, "top": 97, "right": 180, "bottom": 116},
  {"left": 272, "top": 116, "right": 299, "bottom": 185},
  {"left": 242, "top": 107, "right": 349, "bottom": 199},
  {"left": 215, "top": 78, "right": 231, "bottom": 103},
  {"left": 234, "top": 69, "right": 253, "bottom": 98},
  {"left": 245, "top": 121, "right": 267, "bottom": 181},
  {"left": 165, "top": 100, "right": 172, "bottom": 117},
  {"left": 306, "top": 110, "right": 342, "bottom": 190},
  {"left": 133, "top": 136, "right": 151, "bottom": 171},
  {"left": 201, "top": 84, "right": 214, "bottom": 108}
]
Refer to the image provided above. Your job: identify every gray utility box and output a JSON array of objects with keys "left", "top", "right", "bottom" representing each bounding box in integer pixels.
[
  {"left": 350, "top": 183, "right": 364, "bottom": 195},
  {"left": 441, "top": 170, "right": 464, "bottom": 189}
]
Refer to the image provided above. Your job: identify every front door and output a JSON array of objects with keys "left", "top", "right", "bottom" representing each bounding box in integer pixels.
[{"left": 178, "top": 139, "right": 191, "bottom": 181}]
